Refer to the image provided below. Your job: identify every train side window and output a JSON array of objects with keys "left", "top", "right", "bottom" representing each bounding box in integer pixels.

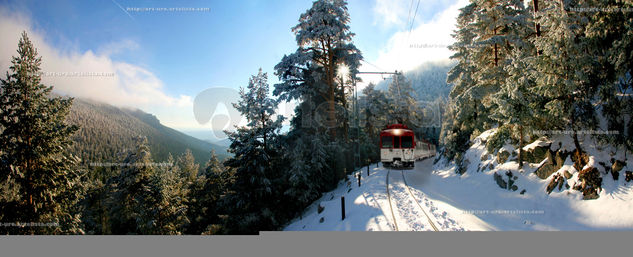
[
  {"left": 393, "top": 136, "right": 400, "bottom": 148},
  {"left": 401, "top": 136, "right": 413, "bottom": 148},
  {"left": 381, "top": 136, "right": 393, "bottom": 148}
]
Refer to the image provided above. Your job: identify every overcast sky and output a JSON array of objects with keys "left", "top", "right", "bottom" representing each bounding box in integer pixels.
[{"left": 0, "top": 0, "right": 467, "bottom": 136}]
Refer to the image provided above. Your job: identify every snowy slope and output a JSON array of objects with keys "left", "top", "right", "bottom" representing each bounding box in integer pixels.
[
  {"left": 284, "top": 130, "right": 633, "bottom": 231},
  {"left": 428, "top": 129, "right": 633, "bottom": 230},
  {"left": 284, "top": 159, "right": 485, "bottom": 231}
]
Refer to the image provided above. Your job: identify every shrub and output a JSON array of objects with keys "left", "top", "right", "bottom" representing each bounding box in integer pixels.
[{"left": 486, "top": 125, "right": 512, "bottom": 154}]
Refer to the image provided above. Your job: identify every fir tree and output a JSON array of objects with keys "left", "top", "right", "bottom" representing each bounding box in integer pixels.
[
  {"left": 529, "top": 0, "right": 600, "bottom": 153},
  {"left": 586, "top": 0, "right": 633, "bottom": 153},
  {"left": 223, "top": 69, "right": 284, "bottom": 234},
  {"left": 386, "top": 73, "right": 420, "bottom": 127},
  {"left": 490, "top": 1, "right": 535, "bottom": 168},
  {"left": 274, "top": 0, "right": 362, "bottom": 139},
  {"left": 146, "top": 154, "right": 189, "bottom": 235},
  {"left": 443, "top": 2, "right": 480, "bottom": 161},
  {"left": 284, "top": 134, "right": 329, "bottom": 210},
  {"left": 359, "top": 83, "right": 389, "bottom": 161},
  {"left": 186, "top": 150, "right": 226, "bottom": 235},
  {"left": 108, "top": 136, "right": 155, "bottom": 234},
  {"left": 0, "top": 31, "right": 85, "bottom": 234},
  {"left": 176, "top": 149, "right": 198, "bottom": 189}
]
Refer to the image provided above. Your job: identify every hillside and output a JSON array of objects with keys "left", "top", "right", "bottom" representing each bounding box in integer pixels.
[
  {"left": 65, "top": 98, "right": 229, "bottom": 167},
  {"left": 285, "top": 129, "right": 633, "bottom": 231},
  {"left": 376, "top": 60, "right": 455, "bottom": 101}
]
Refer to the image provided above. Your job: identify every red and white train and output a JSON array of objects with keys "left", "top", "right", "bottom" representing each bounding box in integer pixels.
[{"left": 379, "top": 124, "right": 436, "bottom": 168}]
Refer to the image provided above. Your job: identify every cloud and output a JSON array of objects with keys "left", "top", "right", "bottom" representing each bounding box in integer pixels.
[
  {"left": 372, "top": 0, "right": 456, "bottom": 29},
  {"left": 0, "top": 8, "right": 198, "bottom": 129},
  {"left": 361, "top": 0, "right": 466, "bottom": 87},
  {"left": 373, "top": 0, "right": 412, "bottom": 28}
]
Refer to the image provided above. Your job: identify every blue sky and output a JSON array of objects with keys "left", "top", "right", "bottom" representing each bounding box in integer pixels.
[{"left": 0, "top": 0, "right": 464, "bottom": 140}]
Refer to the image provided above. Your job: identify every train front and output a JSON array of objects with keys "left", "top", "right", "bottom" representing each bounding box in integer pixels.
[{"left": 379, "top": 124, "right": 416, "bottom": 168}]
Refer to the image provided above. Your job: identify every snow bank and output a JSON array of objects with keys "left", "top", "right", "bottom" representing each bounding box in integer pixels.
[{"left": 284, "top": 129, "right": 633, "bottom": 231}]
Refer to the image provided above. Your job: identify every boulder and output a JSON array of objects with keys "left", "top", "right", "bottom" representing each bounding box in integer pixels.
[
  {"left": 497, "top": 150, "right": 510, "bottom": 164},
  {"left": 494, "top": 172, "right": 507, "bottom": 189},
  {"left": 457, "top": 158, "right": 470, "bottom": 175},
  {"left": 612, "top": 170, "right": 619, "bottom": 181},
  {"left": 535, "top": 150, "right": 565, "bottom": 179},
  {"left": 625, "top": 171, "right": 633, "bottom": 182},
  {"left": 555, "top": 151, "right": 570, "bottom": 168},
  {"left": 546, "top": 174, "right": 564, "bottom": 194},
  {"left": 523, "top": 143, "right": 550, "bottom": 163},
  {"left": 571, "top": 150, "right": 589, "bottom": 174},
  {"left": 582, "top": 187, "right": 600, "bottom": 200},
  {"left": 612, "top": 160, "right": 626, "bottom": 173},
  {"left": 578, "top": 167, "right": 602, "bottom": 200}
]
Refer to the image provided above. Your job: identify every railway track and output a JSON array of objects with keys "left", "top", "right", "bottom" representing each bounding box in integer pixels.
[
  {"left": 384, "top": 166, "right": 439, "bottom": 231},
  {"left": 385, "top": 169, "right": 399, "bottom": 231},
  {"left": 401, "top": 170, "right": 439, "bottom": 231}
]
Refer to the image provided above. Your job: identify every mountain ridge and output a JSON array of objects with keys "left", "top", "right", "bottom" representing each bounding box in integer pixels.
[{"left": 65, "top": 98, "right": 229, "bottom": 167}]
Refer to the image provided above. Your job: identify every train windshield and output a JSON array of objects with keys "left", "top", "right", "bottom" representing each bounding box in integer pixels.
[
  {"left": 401, "top": 136, "right": 413, "bottom": 148},
  {"left": 381, "top": 136, "right": 392, "bottom": 148},
  {"left": 393, "top": 136, "right": 400, "bottom": 148}
]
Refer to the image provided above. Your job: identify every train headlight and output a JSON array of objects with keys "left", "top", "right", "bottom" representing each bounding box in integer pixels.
[{"left": 393, "top": 129, "right": 402, "bottom": 136}]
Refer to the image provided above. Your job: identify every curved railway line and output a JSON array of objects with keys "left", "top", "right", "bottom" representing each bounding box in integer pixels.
[
  {"left": 385, "top": 166, "right": 439, "bottom": 231},
  {"left": 385, "top": 169, "right": 399, "bottom": 231},
  {"left": 401, "top": 170, "right": 439, "bottom": 231}
]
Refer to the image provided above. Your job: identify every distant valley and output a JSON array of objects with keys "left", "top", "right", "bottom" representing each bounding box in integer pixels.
[{"left": 65, "top": 98, "right": 230, "bottom": 167}]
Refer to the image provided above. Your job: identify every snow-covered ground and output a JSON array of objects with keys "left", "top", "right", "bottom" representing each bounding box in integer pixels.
[
  {"left": 284, "top": 131, "right": 633, "bottom": 231},
  {"left": 283, "top": 158, "right": 484, "bottom": 231}
]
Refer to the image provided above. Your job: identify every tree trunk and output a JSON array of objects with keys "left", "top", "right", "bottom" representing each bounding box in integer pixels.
[
  {"left": 326, "top": 43, "right": 337, "bottom": 139},
  {"left": 339, "top": 77, "right": 349, "bottom": 143},
  {"left": 533, "top": 0, "right": 541, "bottom": 37},
  {"left": 518, "top": 124, "right": 524, "bottom": 169}
]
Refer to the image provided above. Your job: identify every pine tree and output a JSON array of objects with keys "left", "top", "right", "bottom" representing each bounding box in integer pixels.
[
  {"left": 108, "top": 136, "right": 155, "bottom": 234},
  {"left": 0, "top": 31, "right": 85, "bottom": 234},
  {"left": 586, "top": 0, "right": 633, "bottom": 153},
  {"left": 223, "top": 69, "right": 284, "bottom": 234},
  {"left": 146, "top": 154, "right": 189, "bottom": 235},
  {"left": 529, "top": 0, "right": 600, "bottom": 153},
  {"left": 443, "top": 2, "right": 480, "bottom": 161},
  {"left": 274, "top": 0, "right": 362, "bottom": 139},
  {"left": 186, "top": 150, "right": 226, "bottom": 235},
  {"left": 176, "top": 149, "right": 198, "bottom": 189},
  {"left": 359, "top": 83, "right": 389, "bottom": 161},
  {"left": 284, "top": 134, "right": 329, "bottom": 210},
  {"left": 490, "top": 1, "right": 535, "bottom": 168},
  {"left": 443, "top": 0, "right": 534, "bottom": 161},
  {"left": 79, "top": 166, "right": 115, "bottom": 234},
  {"left": 386, "top": 73, "right": 420, "bottom": 127}
]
